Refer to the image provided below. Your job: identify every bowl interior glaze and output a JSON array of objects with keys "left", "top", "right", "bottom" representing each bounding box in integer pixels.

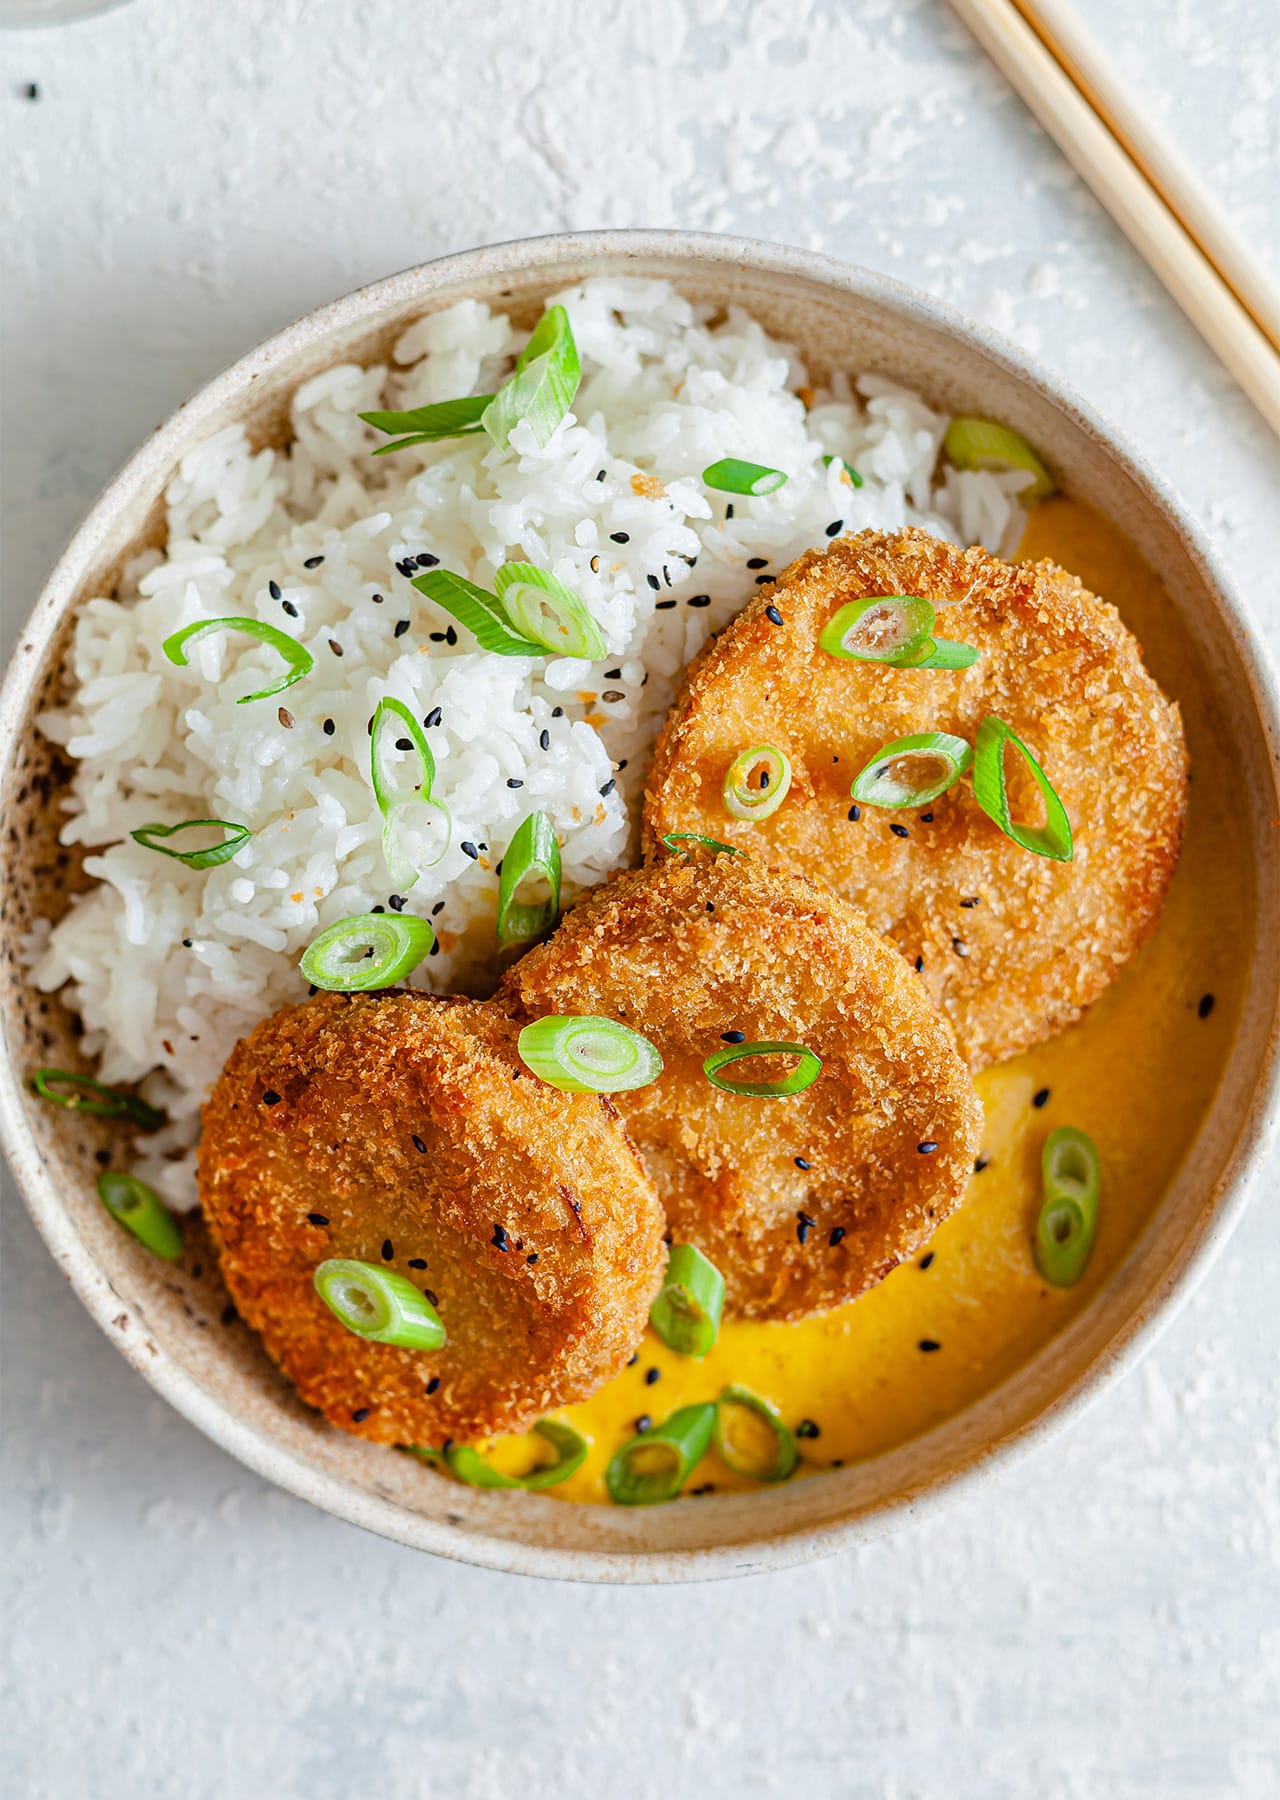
[{"left": 2, "top": 232, "right": 1277, "bottom": 1582}]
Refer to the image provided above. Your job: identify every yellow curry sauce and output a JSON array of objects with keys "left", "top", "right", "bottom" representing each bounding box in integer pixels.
[{"left": 485, "top": 499, "right": 1252, "bottom": 1502}]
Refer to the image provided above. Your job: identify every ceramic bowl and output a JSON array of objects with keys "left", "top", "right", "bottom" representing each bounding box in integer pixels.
[{"left": 2, "top": 230, "right": 1277, "bottom": 1582}]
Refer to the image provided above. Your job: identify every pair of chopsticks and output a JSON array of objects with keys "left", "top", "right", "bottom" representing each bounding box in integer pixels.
[{"left": 946, "top": 0, "right": 1280, "bottom": 438}]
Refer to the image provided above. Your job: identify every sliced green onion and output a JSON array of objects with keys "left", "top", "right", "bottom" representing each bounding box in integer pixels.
[
  {"left": 360, "top": 393, "right": 493, "bottom": 454},
  {"left": 413, "top": 568, "right": 545, "bottom": 656},
  {"left": 821, "top": 452, "right": 865, "bottom": 488},
  {"left": 97, "top": 1171, "right": 183, "bottom": 1260},
  {"left": 702, "top": 1040, "right": 823, "bottom": 1098},
  {"left": 439, "top": 1420, "right": 590, "bottom": 1490},
  {"left": 370, "top": 697, "right": 449, "bottom": 889},
  {"left": 659, "top": 832, "right": 742, "bottom": 856},
  {"left": 819, "top": 595, "right": 935, "bottom": 666},
  {"left": 517, "top": 1015, "right": 663, "bottom": 1094},
  {"left": 703, "top": 458, "right": 788, "bottom": 496},
  {"left": 906, "top": 638, "right": 981, "bottom": 671},
  {"left": 723, "top": 744, "right": 792, "bottom": 821},
  {"left": 161, "top": 616, "right": 314, "bottom": 704},
  {"left": 493, "top": 563, "right": 606, "bottom": 660},
  {"left": 714, "top": 1384, "right": 798, "bottom": 1482},
  {"left": 1034, "top": 1126, "right": 1101, "bottom": 1286},
  {"left": 497, "top": 811, "right": 561, "bottom": 945},
  {"left": 944, "top": 417, "right": 1055, "bottom": 499},
  {"left": 650, "top": 1244, "right": 725, "bottom": 1359},
  {"left": 972, "top": 715, "right": 1073, "bottom": 862},
  {"left": 32, "top": 1069, "right": 165, "bottom": 1130},
  {"left": 850, "top": 731, "right": 973, "bottom": 809},
  {"left": 605, "top": 1401, "right": 717, "bottom": 1506},
  {"left": 129, "top": 818, "right": 251, "bottom": 869},
  {"left": 481, "top": 304, "right": 582, "bottom": 450},
  {"left": 300, "top": 913, "right": 434, "bottom": 992},
  {"left": 314, "top": 1258, "right": 446, "bottom": 1350}
]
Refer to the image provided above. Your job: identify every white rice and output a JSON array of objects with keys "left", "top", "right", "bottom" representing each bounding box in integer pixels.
[{"left": 28, "top": 277, "right": 1029, "bottom": 1207}]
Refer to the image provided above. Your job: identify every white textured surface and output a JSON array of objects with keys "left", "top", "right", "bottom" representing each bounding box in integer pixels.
[{"left": 1, "top": 2, "right": 1277, "bottom": 1794}]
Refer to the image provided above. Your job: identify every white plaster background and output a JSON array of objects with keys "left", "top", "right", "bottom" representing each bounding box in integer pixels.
[{"left": 1, "top": 2, "right": 1277, "bottom": 1795}]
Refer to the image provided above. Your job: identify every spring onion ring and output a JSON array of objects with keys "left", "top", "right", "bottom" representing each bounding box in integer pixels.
[
  {"left": 819, "top": 595, "right": 936, "bottom": 666},
  {"left": 1034, "top": 1126, "right": 1101, "bottom": 1287},
  {"left": 481, "top": 304, "right": 582, "bottom": 450},
  {"left": 702, "top": 1040, "right": 823, "bottom": 1098},
  {"left": 517, "top": 1015, "right": 663, "bottom": 1094},
  {"left": 944, "top": 417, "right": 1055, "bottom": 499},
  {"left": 314, "top": 1258, "right": 446, "bottom": 1350},
  {"left": 497, "top": 811, "right": 562, "bottom": 945},
  {"left": 97, "top": 1171, "right": 183, "bottom": 1260},
  {"left": 129, "top": 818, "right": 252, "bottom": 869},
  {"left": 161, "top": 616, "right": 314, "bottom": 704},
  {"left": 850, "top": 732, "right": 973, "bottom": 809},
  {"left": 32, "top": 1069, "right": 165, "bottom": 1129},
  {"left": 413, "top": 568, "right": 545, "bottom": 656},
  {"left": 821, "top": 452, "right": 865, "bottom": 489},
  {"left": 493, "top": 563, "right": 607, "bottom": 660},
  {"left": 714, "top": 1384, "right": 798, "bottom": 1482},
  {"left": 722, "top": 744, "right": 792, "bottom": 822},
  {"left": 659, "top": 832, "right": 742, "bottom": 856},
  {"left": 441, "top": 1420, "right": 591, "bottom": 1491},
  {"left": 702, "top": 458, "right": 788, "bottom": 496},
  {"left": 605, "top": 1402, "right": 717, "bottom": 1506},
  {"left": 370, "top": 696, "right": 450, "bottom": 888},
  {"left": 972, "top": 715, "right": 1073, "bottom": 862},
  {"left": 299, "top": 913, "right": 434, "bottom": 992},
  {"left": 906, "top": 638, "right": 981, "bottom": 670},
  {"left": 649, "top": 1244, "right": 726, "bottom": 1359}
]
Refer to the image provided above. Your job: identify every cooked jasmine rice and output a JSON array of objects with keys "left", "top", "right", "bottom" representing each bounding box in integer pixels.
[{"left": 29, "top": 277, "right": 1028, "bottom": 1206}]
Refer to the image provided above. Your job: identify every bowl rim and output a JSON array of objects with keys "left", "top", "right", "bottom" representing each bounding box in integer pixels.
[{"left": 3, "top": 226, "right": 1278, "bottom": 1583}]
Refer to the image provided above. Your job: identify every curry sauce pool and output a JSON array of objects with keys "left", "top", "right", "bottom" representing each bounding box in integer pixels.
[{"left": 477, "top": 498, "right": 1253, "bottom": 1503}]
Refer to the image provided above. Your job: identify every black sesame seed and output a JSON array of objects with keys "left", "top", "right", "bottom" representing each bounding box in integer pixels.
[
  {"left": 610, "top": 531, "right": 630, "bottom": 544},
  {"left": 825, "top": 520, "right": 843, "bottom": 537},
  {"left": 604, "top": 668, "right": 622, "bottom": 679},
  {"left": 915, "top": 955, "right": 925, "bottom": 972},
  {"left": 416, "top": 552, "right": 439, "bottom": 568},
  {"left": 1198, "top": 992, "right": 1215, "bottom": 1019},
  {"left": 636, "top": 1414, "right": 653, "bottom": 1433},
  {"left": 918, "top": 1339, "right": 941, "bottom": 1354},
  {"left": 829, "top": 1226, "right": 846, "bottom": 1247},
  {"left": 647, "top": 574, "right": 661, "bottom": 591},
  {"left": 747, "top": 556, "right": 769, "bottom": 570},
  {"left": 371, "top": 904, "right": 385, "bottom": 914},
  {"left": 429, "top": 632, "right": 446, "bottom": 642},
  {"left": 796, "top": 1419, "right": 820, "bottom": 1439},
  {"left": 644, "top": 1367, "right": 661, "bottom": 1386},
  {"left": 424, "top": 706, "right": 442, "bottom": 728},
  {"left": 795, "top": 1156, "right": 812, "bottom": 1170},
  {"left": 431, "top": 902, "right": 445, "bottom": 917},
  {"left": 381, "top": 1239, "right": 394, "bottom": 1261},
  {"left": 551, "top": 706, "right": 564, "bottom": 718},
  {"left": 596, "top": 469, "right": 607, "bottom": 481},
  {"left": 328, "top": 640, "right": 344, "bottom": 657},
  {"left": 656, "top": 599, "right": 678, "bottom": 610},
  {"left": 304, "top": 554, "right": 325, "bottom": 568},
  {"left": 796, "top": 1211, "right": 816, "bottom": 1244},
  {"left": 182, "top": 938, "right": 193, "bottom": 948},
  {"left": 974, "top": 1156, "right": 989, "bottom": 1173},
  {"left": 307, "top": 1212, "right": 330, "bottom": 1227},
  {"left": 491, "top": 1225, "right": 510, "bottom": 1252},
  {"left": 352, "top": 1408, "right": 371, "bottom": 1422},
  {"left": 919, "top": 1251, "right": 935, "bottom": 1270},
  {"left": 408, "top": 1257, "right": 427, "bottom": 1269},
  {"left": 663, "top": 566, "right": 674, "bottom": 587},
  {"left": 20, "top": 82, "right": 39, "bottom": 101},
  {"left": 426, "top": 1377, "right": 441, "bottom": 1395},
  {"left": 394, "top": 619, "right": 410, "bottom": 638},
  {"left": 599, "top": 779, "right": 616, "bottom": 796},
  {"left": 848, "top": 805, "right": 861, "bottom": 822},
  {"left": 706, "top": 902, "right": 715, "bottom": 913},
  {"left": 1033, "top": 1087, "right": 1050, "bottom": 1108},
  {"left": 960, "top": 897, "right": 979, "bottom": 908},
  {"left": 371, "top": 592, "right": 385, "bottom": 604},
  {"left": 765, "top": 604, "right": 784, "bottom": 625},
  {"left": 423, "top": 1288, "right": 439, "bottom": 1306},
  {"left": 722, "top": 1030, "right": 746, "bottom": 1043},
  {"left": 395, "top": 736, "right": 412, "bottom": 751},
  {"left": 917, "top": 1141, "right": 939, "bottom": 1154},
  {"left": 755, "top": 574, "right": 773, "bottom": 585},
  {"left": 891, "top": 823, "right": 910, "bottom": 839},
  {"left": 952, "top": 938, "right": 969, "bottom": 957},
  {"left": 262, "top": 1090, "right": 282, "bottom": 1107},
  {"left": 460, "top": 841, "right": 479, "bottom": 860},
  {"left": 221, "top": 1303, "right": 237, "bottom": 1326},
  {"left": 628, "top": 1353, "right": 639, "bottom": 1367},
  {"left": 281, "top": 599, "right": 299, "bottom": 618},
  {"left": 726, "top": 504, "right": 735, "bottom": 519},
  {"left": 268, "top": 579, "right": 282, "bottom": 600},
  {"left": 687, "top": 594, "right": 711, "bottom": 608},
  {"left": 539, "top": 729, "right": 551, "bottom": 750},
  {"left": 526, "top": 1252, "right": 539, "bottom": 1265},
  {"left": 506, "top": 777, "right": 524, "bottom": 788},
  {"left": 411, "top": 1134, "right": 427, "bottom": 1153},
  {"left": 322, "top": 718, "right": 335, "bottom": 736},
  {"left": 388, "top": 894, "right": 406, "bottom": 912}
]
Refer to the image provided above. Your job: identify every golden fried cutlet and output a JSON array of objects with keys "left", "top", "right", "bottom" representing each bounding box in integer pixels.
[
  {"left": 502, "top": 856, "right": 983, "bottom": 1322},
  {"left": 199, "top": 991, "right": 666, "bottom": 1445},
  {"left": 642, "top": 528, "right": 1187, "bottom": 1068}
]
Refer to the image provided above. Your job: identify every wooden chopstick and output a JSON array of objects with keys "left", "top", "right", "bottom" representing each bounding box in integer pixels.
[
  {"left": 1011, "top": 0, "right": 1280, "bottom": 352},
  {"left": 946, "top": 0, "right": 1280, "bottom": 437}
]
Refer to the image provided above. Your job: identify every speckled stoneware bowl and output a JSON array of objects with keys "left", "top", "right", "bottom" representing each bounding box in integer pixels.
[{"left": 3, "top": 231, "right": 1278, "bottom": 1583}]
